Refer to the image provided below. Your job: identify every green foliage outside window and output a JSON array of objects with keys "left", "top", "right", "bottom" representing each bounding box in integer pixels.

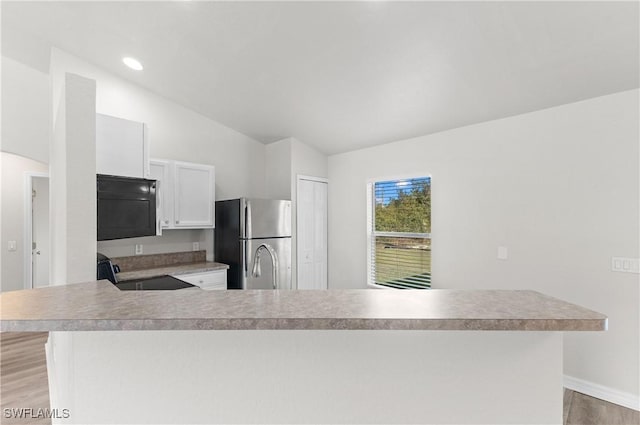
[{"left": 375, "top": 178, "right": 431, "bottom": 233}]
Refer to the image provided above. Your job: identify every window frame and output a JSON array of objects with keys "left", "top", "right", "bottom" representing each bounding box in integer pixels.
[{"left": 366, "top": 174, "right": 432, "bottom": 289}]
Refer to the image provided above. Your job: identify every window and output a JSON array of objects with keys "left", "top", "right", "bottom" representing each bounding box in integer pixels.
[{"left": 367, "top": 176, "right": 431, "bottom": 289}]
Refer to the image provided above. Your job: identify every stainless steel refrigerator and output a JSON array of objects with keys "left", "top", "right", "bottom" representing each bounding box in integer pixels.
[{"left": 215, "top": 198, "right": 292, "bottom": 290}]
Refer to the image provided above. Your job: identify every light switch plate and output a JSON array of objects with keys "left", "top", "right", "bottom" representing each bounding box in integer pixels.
[
  {"left": 7, "top": 241, "right": 17, "bottom": 252},
  {"left": 611, "top": 257, "right": 640, "bottom": 274},
  {"left": 497, "top": 246, "right": 508, "bottom": 260}
]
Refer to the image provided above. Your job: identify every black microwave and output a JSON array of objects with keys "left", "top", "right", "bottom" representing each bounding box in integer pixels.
[{"left": 97, "top": 174, "right": 157, "bottom": 241}]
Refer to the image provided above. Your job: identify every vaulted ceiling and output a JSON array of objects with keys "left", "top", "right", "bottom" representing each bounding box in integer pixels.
[{"left": 2, "top": 1, "right": 638, "bottom": 155}]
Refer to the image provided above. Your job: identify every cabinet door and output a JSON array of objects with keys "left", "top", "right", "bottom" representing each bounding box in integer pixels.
[
  {"left": 149, "top": 159, "right": 173, "bottom": 228},
  {"left": 173, "top": 161, "right": 215, "bottom": 228},
  {"left": 176, "top": 270, "right": 226, "bottom": 290},
  {"left": 96, "top": 114, "right": 148, "bottom": 178}
]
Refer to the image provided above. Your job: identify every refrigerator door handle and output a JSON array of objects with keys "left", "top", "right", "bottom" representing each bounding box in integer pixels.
[
  {"left": 244, "top": 240, "right": 248, "bottom": 276},
  {"left": 246, "top": 200, "right": 252, "bottom": 240}
]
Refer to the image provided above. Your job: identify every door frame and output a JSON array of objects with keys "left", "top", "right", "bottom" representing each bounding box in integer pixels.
[
  {"left": 23, "top": 171, "right": 49, "bottom": 289},
  {"left": 295, "top": 175, "right": 329, "bottom": 290}
]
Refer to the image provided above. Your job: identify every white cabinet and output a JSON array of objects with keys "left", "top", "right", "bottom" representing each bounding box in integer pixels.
[
  {"left": 174, "top": 161, "right": 215, "bottom": 228},
  {"left": 149, "top": 159, "right": 215, "bottom": 229},
  {"left": 96, "top": 113, "right": 149, "bottom": 178},
  {"left": 176, "top": 270, "right": 226, "bottom": 290}
]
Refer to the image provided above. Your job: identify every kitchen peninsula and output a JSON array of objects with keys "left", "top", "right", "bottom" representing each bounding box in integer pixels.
[{"left": 0, "top": 282, "right": 606, "bottom": 424}]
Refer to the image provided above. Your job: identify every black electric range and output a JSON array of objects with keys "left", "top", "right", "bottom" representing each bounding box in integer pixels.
[{"left": 114, "top": 275, "right": 196, "bottom": 291}]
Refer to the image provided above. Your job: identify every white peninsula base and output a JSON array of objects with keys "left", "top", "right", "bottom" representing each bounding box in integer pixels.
[{"left": 47, "top": 330, "right": 562, "bottom": 424}]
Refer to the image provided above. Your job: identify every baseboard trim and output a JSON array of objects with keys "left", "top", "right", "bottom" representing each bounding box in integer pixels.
[{"left": 564, "top": 375, "right": 639, "bottom": 411}]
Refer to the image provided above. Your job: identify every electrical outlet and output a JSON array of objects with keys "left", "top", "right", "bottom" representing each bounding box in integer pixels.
[
  {"left": 192, "top": 242, "right": 200, "bottom": 251},
  {"left": 611, "top": 257, "right": 640, "bottom": 274},
  {"left": 135, "top": 244, "right": 143, "bottom": 255},
  {"left": 497, "top": 246, "right": 508, "bottom": 260}
]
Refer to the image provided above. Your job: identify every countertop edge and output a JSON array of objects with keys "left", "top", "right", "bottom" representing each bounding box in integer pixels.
[{"left": 0, "top": 317, "right": 608, "bottom": 332}]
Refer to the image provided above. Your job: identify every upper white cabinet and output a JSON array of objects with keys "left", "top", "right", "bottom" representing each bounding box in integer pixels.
[
  {"left": 96, "top": 113, "right": 149, "bottom": 178},
  {"left": 149, "top": 159, "right": 215, "bottom": 229},
  {"left": 174, "top": 161, "right": 215, "bottom": 228}
]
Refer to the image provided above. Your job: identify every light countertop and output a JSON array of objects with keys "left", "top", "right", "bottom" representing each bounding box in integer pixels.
[
  {"left": 116, "top": 261, "right": 229, "bottom": 281},
  {"left": 0, "top": 281, "right": 606, "bottom": 332}
]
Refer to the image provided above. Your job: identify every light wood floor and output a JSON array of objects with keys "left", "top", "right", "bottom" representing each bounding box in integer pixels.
[
  {"left": 564, "top": 387, "right": 639, "bottom": 425},
  {"left": 1, "top": 332, "right": 638, "bottom": 425},
  {"left": 1, "top": 332, "right": 51, "bottom": 425}
]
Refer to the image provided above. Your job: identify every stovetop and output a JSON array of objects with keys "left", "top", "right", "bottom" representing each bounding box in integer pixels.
[{"left": 114, "top": 275, "right": 196, "bottom": 291}]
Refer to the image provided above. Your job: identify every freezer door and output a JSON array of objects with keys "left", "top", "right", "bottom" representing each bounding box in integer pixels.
[
  {"left": 242, "top": 238, "right": 292, "bottom": 290},
  {"left": 243, "top": 199, "right": 291, "bottom": 239}
]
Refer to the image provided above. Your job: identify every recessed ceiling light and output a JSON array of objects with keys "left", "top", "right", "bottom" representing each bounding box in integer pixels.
[{"left": 122, "top": 57, "right": 143, "bottom": 71}]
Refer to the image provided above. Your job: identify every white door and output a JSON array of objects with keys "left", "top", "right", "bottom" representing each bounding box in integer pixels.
[
  {"left": 173, "top": 161, "right": 215, "bottom": 228},
  {"left": 32, "top": 176, "right": 49, "bottom": 288},
  {"left": 296, "top": 177, "right": 328, "bottom": 290}
]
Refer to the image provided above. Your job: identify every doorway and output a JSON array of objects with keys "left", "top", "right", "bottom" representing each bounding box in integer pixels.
[
  {"left": 296, "top": 175, "right": 328, "bottom": 290},
  {"left": 24, "top": 173, "right": 49, "bottom": 289}
]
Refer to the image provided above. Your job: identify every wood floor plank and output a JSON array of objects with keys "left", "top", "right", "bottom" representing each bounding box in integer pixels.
[
  {"left": 564, "top": 388, "right": 575, "bottom": 425},
  {"left": 566, "top": 391, "right": 640, "bottom": 425},
  {"left": 0, "top": 332, "right": 51, "bottom": 425}
]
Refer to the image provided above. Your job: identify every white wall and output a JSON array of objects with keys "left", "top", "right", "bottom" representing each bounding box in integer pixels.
[
  {"left": 1, "top": 56, "right": 50, "bottom": 163},
  {"left": 265, "top": 138, "right": 292, "bottom": 200},
  {"left": 291, "top": 138, "right": 328, "bottom": 181},
  {"left": 49, "top": 48, "right": 267, "bottom": 260},
  {"left": 0, "top": 152, "right": 48, "bottom": 291},
  {"left": 50, "top": 73, "right": 97, "bottom": 286},
  {"left": 96, "top": 230, "right": 207, "bottom": 259},
  {"left": 328, "top": 89, "right": 640, "bottom": 402}
]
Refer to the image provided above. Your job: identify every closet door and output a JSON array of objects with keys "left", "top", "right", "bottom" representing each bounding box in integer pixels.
[{"left": 296, "top": 176, "right": 328, "bottom": 290}]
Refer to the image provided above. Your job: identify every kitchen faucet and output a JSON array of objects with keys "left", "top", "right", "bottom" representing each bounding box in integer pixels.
[{"left": 251, "top": 243, "right": 279, "bottom": 289}]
